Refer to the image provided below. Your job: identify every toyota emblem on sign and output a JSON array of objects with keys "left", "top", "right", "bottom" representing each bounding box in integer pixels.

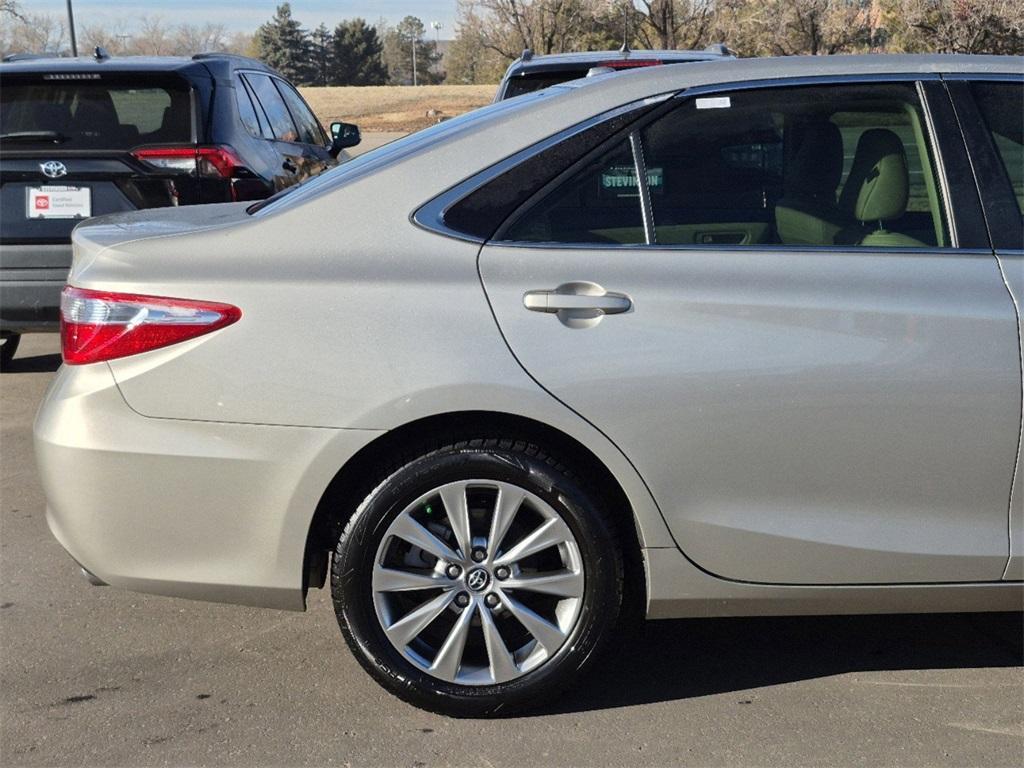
[{"left": 40, "top": 160, "right": 67, "bottom": 179}]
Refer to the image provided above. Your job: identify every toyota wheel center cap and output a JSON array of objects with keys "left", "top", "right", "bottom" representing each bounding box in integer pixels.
[{"left": 465, "top": 567, "right": 490, "bottom": 592}]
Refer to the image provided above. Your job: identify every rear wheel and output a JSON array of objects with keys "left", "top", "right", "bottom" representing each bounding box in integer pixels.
[
  {"left": 0, "top": 333, "right": 21, "bottom": 367},
  {"left": 331, "top": 438, "right": 623, "bottom": 716}
]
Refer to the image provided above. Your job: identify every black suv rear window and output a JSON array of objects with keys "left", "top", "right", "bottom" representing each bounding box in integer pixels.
[
  {"left": 0, "top": 79, "right": 192, "bottom": 149},
  {"left": 502, "top": 71, "right": 589, "bottom": 99}
]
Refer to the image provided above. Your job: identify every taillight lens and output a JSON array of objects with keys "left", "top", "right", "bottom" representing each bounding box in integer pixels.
[
  {"left": 131, "top": 146, "right": 246, "bottom": 178},
  {"left": 60, "top": 286, "right": 241, "bottom": 365}
]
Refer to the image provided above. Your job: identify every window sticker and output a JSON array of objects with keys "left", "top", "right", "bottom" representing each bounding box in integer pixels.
[
  {"left": 600, "top": 165, "right": 664, "bottom": 197},
  {"left": 696, "top": 96, "right": 731, "bottom": 109}
]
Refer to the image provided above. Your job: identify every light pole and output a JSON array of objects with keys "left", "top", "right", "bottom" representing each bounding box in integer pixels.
[
  {"left": 411, "top": 35, "right": 417, "bottom": 86},
  {"left": 431, "top": 21, "right": 442, "bottom": 45},
  {"left": 65, "top": 0, "right": 78, "bottom": 57}
]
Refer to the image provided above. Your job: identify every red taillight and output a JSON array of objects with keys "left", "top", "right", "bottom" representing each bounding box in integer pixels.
[
  {"left": 131, "top": 146, "right": 245, "bottom": 178},
  {"left": 598, "top": 59, "right": 663, "bottom": 69},
  {"left": 60, "top": 286, "right": 241, "bottom": 365}
]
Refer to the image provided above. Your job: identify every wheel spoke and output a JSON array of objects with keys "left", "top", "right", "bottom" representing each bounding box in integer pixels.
[
  {"left": 439, "top": 484, "right": 473, "bottom": 561},
  {"left": 389, "top": 512, "right": 460, "bottom": 564},
  {"left": 373, "top": 567, "right": 450, "bottom": 593},
  {"left": 430, "top": 602, "right": 475, "bottom": 680},
  {"left": 384, "top": 590, "right": 455, "bottom": 647},
  {"left": 502, "top": 595, "right": 566, "bottom": 654},
  {"left": 502, "top": 569, "right": 583, "bottom": 598},
  {"left": 488, "top": 486, "right": 524, "bottom": 557},
  {"left": 493, "top": 517, "right": 566, "bottom": 567},
  {"left": 480, "top": 603, "right": 519, "bottom": 683}
]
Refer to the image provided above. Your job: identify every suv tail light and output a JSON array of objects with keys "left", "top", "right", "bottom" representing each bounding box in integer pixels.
[
  {"left": 131, "top": 145, "right": 246, "bottom": 178},
  {"left": 61, "top": 286, "right": 241, "bottom": 365}
]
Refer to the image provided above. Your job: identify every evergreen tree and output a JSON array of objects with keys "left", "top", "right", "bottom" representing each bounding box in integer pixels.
[
  {"left": 309, "top": 23, "right": 332, "bottom": 87},
  {"left": 256, "top": 3, "right": 314, "bottom": 85},
  {"left": 382, "top": 15, "right": 444, "bottom": 85},
  {"left": 330, "top": 18, "right": 388, "bottom": 85}
]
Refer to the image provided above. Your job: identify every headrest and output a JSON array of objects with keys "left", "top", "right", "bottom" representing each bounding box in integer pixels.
[
  {"left": 785, "top": 121, "right": 843, "bottom": 199},
  {"left": 846, "top": 129, "right": 909, "bottom": 223}
]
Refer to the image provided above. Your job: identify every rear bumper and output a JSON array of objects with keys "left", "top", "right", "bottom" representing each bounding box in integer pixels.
[
  {"left": 34, "top": 363, "right": 382, "bottom": 611},
  {"left": 0, "top": 244, "right": 71, "bottom": 333}
]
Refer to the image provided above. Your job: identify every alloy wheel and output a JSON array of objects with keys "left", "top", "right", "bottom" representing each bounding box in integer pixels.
[{"left": 370, "top": 480, "right": 584, "bottom": 685}]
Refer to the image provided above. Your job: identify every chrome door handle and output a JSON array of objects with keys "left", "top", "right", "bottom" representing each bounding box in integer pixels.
[{"left": 523, "top": 289, "right": 632, "bottom": 314}]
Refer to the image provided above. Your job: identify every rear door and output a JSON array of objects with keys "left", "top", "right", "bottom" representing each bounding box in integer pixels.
[
  {"left": 477, "top": 78, "right": 1019, "bottom": 584},
  {"left": 947, "top": 75, "right": 1024, "bottom": 580},
  {"left": 0, "top": 73, "right": 197, "bottom": 264}
]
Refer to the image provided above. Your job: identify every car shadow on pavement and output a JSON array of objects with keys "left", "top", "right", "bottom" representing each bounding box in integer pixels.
[
  {"left": 535, "top": 612, "right": 1023, "bottom": 716},
  {"left": 1, "top": 352, "right": 62, "bottom": 374}
]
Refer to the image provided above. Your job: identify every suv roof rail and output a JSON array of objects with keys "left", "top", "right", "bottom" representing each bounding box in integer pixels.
[
  {"left": 2, "top": 53, "right": 54, "bottom": 63},
  {"left": 192, "top": 52, "right": 262, "bottom": 64},
  {"left": 520, "top": 48, "right": 534, "bottom": 62},
  {"left": 93, "top": 46, "right": 111, "bottom": 61},
  {"left": 704, "top": 43, "right": 732, "bottom": 56}
]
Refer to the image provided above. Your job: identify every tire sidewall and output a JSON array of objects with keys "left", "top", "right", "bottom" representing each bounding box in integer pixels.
[{"left": 332, "top": 444, "right": 622, "bottom": 716}]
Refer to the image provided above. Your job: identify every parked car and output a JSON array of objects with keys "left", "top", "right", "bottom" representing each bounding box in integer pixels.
[
  {"left": 35, "top": 55, "right": 1023, "bottom": 716},
  {"left": 493, "top": 44, "right": 732, "bottom": 100},
  {"left": 0, "top": 50, "right": 359, "bottom": 363}
]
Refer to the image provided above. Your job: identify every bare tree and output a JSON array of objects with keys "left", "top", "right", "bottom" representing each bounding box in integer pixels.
[
  {"left": 0, "top": 11, "right": 66, "bottom": 56},
  {"left": 464, "top": 0, "right": 594, "bottom": 57},
  {"left": 1, "top": 0, "right": 25, "bottom": 21},
  {"left": 174, "top": 23, "right": 229, "bottom": 55},
  {"left": 133, "top": 15, "right": 173, "bottom": 55},
  {"left": 712, "top": 0, "right": 872, "bottom": 56},
  {"left": 634, "top": 0, "right": 715, "bottom": 50},
  {"left": 888, "top": 0, "right": 1023, "bottom": 54}
]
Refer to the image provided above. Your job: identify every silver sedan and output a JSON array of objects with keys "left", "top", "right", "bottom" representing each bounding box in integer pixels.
[{"left": 35, "top": 54, "right": 1024, "bottom": 716}]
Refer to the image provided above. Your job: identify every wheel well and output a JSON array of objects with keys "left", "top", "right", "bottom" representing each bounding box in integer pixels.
[{"left": 303, "top": 410, "right": 646, "bottom": 619}]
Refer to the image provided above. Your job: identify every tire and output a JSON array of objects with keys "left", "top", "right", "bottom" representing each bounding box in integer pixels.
[
  {"left": 331, "top": 438, "right": 624, "bottom": 717},
  {"left": 0, "top": 333, "right": 20, "bottom": 367}
]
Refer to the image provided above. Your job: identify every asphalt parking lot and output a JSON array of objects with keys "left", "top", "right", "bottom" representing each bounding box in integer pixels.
[{"left": 2, "top": 333, "right": 1022, "bottom": 767}]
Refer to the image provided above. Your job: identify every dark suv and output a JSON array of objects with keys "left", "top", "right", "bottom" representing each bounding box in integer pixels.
[
  {"left": 0, "top": 51, "right": 359, "bottom": 362},
  {"left": 494, "top": 45, "right": 732, "bottom": 100}
]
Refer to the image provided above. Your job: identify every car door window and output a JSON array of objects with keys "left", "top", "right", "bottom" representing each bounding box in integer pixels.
[
  {"left": 234, "top": 76, "right": 263, "bottom": 138},
  {"left": 273, "top": 80, "right": 325, "bottom": 146},
  {"left": 502, "top": 139, "right": 645, "bottom": 244},
  {"left": 245, "top": 74, "right": 299, "bottom": 143},
  {"left": 641, "top": 83, "right": 948, "bottom": 248},
  {"left": 442, "top": 106, "right": 653, "bottom": 240},
  {"left": 495, "top": 82, "right": 949, "bottom": 249},
  {"left": 971, "top": 81, "right": 1024, "bottom": 223}
]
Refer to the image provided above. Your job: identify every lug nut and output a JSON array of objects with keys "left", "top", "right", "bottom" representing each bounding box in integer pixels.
[
  {"left": 485, "top": 593, "right": 500, "bottom": 608},
  {"left": 445, "top": 564, "right": 462, "bottom": 579},
  {"left": 494, "top": 566, "right": 510, "bottom": 580},
  {"left": 455, "top": 592, "right": 471, "bottom": 608},
  {"left": 471, "top": 549, "right": 487, "bottom": 563}
]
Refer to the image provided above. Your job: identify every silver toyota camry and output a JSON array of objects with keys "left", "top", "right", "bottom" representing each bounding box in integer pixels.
[{"left": 34, "top": 54, "right": 1024, "bottom": 716}]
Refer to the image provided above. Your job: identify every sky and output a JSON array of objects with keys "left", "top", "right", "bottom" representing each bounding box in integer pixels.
[{"left": 32, "top": 1, "right": 461, "bottom": 36}]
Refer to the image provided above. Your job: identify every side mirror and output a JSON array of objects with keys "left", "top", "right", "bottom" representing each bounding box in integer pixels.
[{"left": 329, "top": 121, "right": 361, "bottom": 157}]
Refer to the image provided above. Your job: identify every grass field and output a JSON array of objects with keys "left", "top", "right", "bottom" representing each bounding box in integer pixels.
[{"left": 299, "top": 85, "right": 496, "bottom": 132}]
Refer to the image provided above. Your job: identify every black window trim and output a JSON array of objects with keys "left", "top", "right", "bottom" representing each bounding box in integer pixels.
[
  {"left": 419, "top": 72, "right": 1000, "bottom": 255},
  {"left": 942, "top": 73, "right": 1024, "bottom": 252}
]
